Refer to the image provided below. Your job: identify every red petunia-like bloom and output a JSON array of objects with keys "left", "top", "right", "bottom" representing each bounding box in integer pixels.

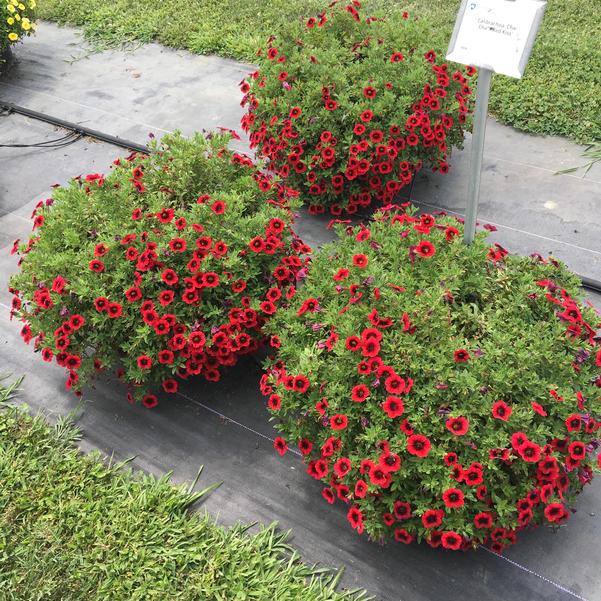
[
  {"left": 511, "top": 431, "right": 528, "bottom": 450},
  {"left": 368, "top": 464, "right": 390, "bottom": 487},
  {"left": 157, "top": 208, "right": 174, "bottom": 223},
  {"left": 379, "top": 452, "right": 401, "bottom": 472},
  {"left": 492, "top": 400, "right": 512, "bottom": 421},
  {"left": 406, "top": 434, "right": 431, "bottom": 458},
  {"left": 354, "top": 479, "right": 368, "bottom": 499},
  {"left": 330, "top": 414, "right": 349, "bottom": 430},
  {"left": 158, "top": 350, "right": 174, "bottom": 364},
  {"left": 441, "top": 531, "right": 462, "bottom": 550},
  {"left": 334, "top": 268, "right": 350, "bottom": 281},
  {"left": 544, "top": 503, "right": 569, "bottom": 524},
  {"left": 211, "top": 200, "right": 226, "bottom": 214},
  {"left": 384, "top": 374, "right": 405, "bottom": 394},
  {"left": 69, "top": 314, "right": 85, "bottom": 330},
  {"left": 394, "top": 528, "right": 414, "bottom": 544},
  {"left": 415, "top": 241, "right": 436, "bottom": 258},
  {"left": 453, "top": 349, "right": 470, "bottom": 363},
  {"left": 142, "top": 394, "right": 158, "bottom": 409},
  {"left": 446, "top": 416, "right": 469, "bottom": 436},
  {"left": 393, "top": 500, "right": 412, "bottom": 520},
  {"left": 347, "top": 506, "right": 364, "bottom": 533},
  {"left": 352, "top": 254, "right": 368, "bottom": 268},
  {"left": 360, "top": 110, "right": 374, "bottom": 123},
  {"left": 267, "top": 394, "right": 281, "bottom": 411},
  {"left": 125, "top": 286, "right": 142, "bottom": 302},
  {"left": 422, "top": 509, "right": 444, "bottom": 529},
  {"left": 345, "top": 336, "right": 362, "bottom": 352},
  {"left": 518, "top": 440, "right": 542, "bottom": 463},
  {"left": 162, "top": 379, "right": 178, "bottom": 394},
  {"left": 363, "top": 86, "right": 377, "bottom": 99},
  {"left": 107, "top": 303, "right": 123, "bottom": 318},
  {"left": 351, "top": 384, "right": 370, "bottom": 402},
  {"left": 89, "top": 259, "right": 105, "bottom": 273},
  {"left": 94, "top": 243, "right": 109, "bottom": 257},
  {"left": 293, "top": 374, "right": 310, "bottom": 393},
  {"left": 382, "top": 396, "right": 404, "bottom": 418},
  {"left": 137, "top": 355, "right": 153, "bottom": 370},
  {"left": 274, "top": 436, "right": 288, "bottom": 456},
  {"left": 531, "top": 402, "right": 547, "bottom": 417},
  {"left": 161, "top": 269, "right": 179, "bottom": 286},
  {"left": 298, "top": 438, "right": 313, "bottom": 455},
  {"left": 445, "top": 226, "right": 460, "bottom": 241},
  {"left": 442, "top": 488, "right": 465, "bottom": 508},
  {"left": 169, "top": 238, "right": 187, "bottom": 253},
  {"left": 565, "top": 414, "right": 582, "bottom": 432},
  {"left": 334, "top": 457, "right": 352, "bottom": 477},
  {"left": 462, "top": 466, "right": 483, "bottom": 486},
  {"left": 321, "top": 487, "right": 335, "bottom": 504},
  {"left": 568, "top": 441, "right": 586, "bottom": 460},
  {"left": 474, "top": 512, "right": 494, "bottom": 529}
]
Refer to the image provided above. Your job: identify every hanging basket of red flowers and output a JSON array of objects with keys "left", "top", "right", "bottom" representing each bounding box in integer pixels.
[
  {"left": 241, "top": 0, "right": 475, "bottom": 215},
  {"left": 9, "top": 132, "right": 311, "bottom": 406},
  {"left": 261, "top": 206, "right": 601, "bottom": 552}
]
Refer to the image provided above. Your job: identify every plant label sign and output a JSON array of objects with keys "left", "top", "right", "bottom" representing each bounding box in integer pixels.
[{"left": 446, "top": 0, "right": 547, "bottom": 78}]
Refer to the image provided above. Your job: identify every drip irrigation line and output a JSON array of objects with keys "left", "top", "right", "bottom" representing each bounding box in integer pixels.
[
  {"left": 0, "top": 101, "right": 150, "bottom": 154},
  {"left": 0, "top": 131, "right": 83, "bottom": 149},
  {"left": 579, "top": 274, "right": 601, "bottom": 295}
]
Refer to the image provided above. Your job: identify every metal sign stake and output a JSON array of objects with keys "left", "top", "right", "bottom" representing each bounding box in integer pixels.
[
  {"left": 446, "top": 0, "right": 547, "bottom": 245},
  {"left": 464, "top": 67, "right": 492, "bottom": 245}
]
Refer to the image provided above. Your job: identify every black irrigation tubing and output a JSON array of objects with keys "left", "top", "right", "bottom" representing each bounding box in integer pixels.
[
  {"left": 3, "top": 100, "right": 601, "bottom": 296},
  {"left": 1, "top": 101, "right": 150, "bottom": 154}
]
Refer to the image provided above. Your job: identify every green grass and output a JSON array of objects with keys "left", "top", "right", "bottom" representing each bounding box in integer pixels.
[
  {"left": 0, "top": 379, "right": 368, "bottom": 601},
  {"left": 36, "top": 0, "right": 601, "bottom": 143}
]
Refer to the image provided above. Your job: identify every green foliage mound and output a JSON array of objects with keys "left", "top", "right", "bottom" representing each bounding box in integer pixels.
[{"left": 261, "top": 207, "right": 601, "bottom": 551}]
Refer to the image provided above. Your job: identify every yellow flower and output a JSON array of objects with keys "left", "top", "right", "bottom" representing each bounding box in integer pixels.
[
  {"left": 14, "top": 13, "right": 21, "bottom": 21},
  {"left": 10, "top": 0, "right": 19, "bottom": 5},
  {"left": 29, "top": 0, "right": 36, "bottom": 7},
  {"left": 18, "top": 3, "right": 25, "bottom": 9},
  {"left": 7, "top": 17, "right": 14, "bottom": 24},
  {"left": 8, "top": 32, "right": 18, "bottom": 41},
  {"left": 7, "top": 4, "right": 15, "bottom": 13},
  {"left": 21, "top": 18, "right": 30, "bottom": 30}
]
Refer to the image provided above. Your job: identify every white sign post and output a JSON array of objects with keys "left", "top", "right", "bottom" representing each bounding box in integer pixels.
[{"left": 446, "top": 0, "right": 547, "bottom": 244}]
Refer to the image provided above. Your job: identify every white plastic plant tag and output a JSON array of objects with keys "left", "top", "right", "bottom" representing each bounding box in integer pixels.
[{"left": 447, "top": 0, "right": 546, "bottom": 78}]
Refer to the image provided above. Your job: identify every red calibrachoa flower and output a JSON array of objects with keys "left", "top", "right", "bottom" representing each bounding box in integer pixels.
[
  {"left": 446, "top": 416, "right": 469, "bottom": 436},
  {"left": 441, "top": 531, "right": 463, "bottom": 551},
  {"left": 241, "top": 3, "right": 473, "bottom": 213},
  {"left": 492, "top": 400, "right": 512, "bottom": 421},
  {"left": 422, "top": 509, "right": 444, "bottom": 529},
  {"left": 453, "top": 349, "right": 470, "bottom": 363},
  {"left": 351, "top": 384, "right": 370, "bottom": 402},
  {"left": 544, "top": 503, "right": 569, "bottom": 524},
  {"left": 274, "top": 436, "right": 288, "bottom": 456},
  {"left": 137, "top": 355, "right": 153, "bottom": 370},
  {"left": 407, "top": 434, "right": 431, "bottom": 458},
  {"left": 382, "top": 395, "right": 404, "bottom": 418},
  {"left": 353, "top": 254, "right": 368, "bottom": 268},
  {"left": 416, "top": 241, "right": 436, "bottom": 258},
  {"left": 442, "top": 488, "right": 465, "bottom": 509},
  {"left": 330, "top": 414, "right": 349, "bottom": 430},
  {"left": 10, "top": 131, "right": 310, "bottom": 405},
  {"left": 262, "top": 208, "right": 600, "bottom": 551}
]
